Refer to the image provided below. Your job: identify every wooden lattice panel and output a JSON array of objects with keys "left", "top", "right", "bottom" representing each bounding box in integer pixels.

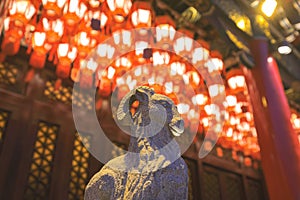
[
  {"left": 68, "top": 133, "right": 90, "bottom": 200},
  {"left": 202, "top": 168, "right": 221, "bottom": 200},
  {"left": 44, "top": 81, "right": 93, "bottom": 110},
  {"left": 44, "top": 81, "right": 72, "bottom": 104},
  {"left": 247, "top": 178, "right": 265, "bottom": 200},
  {"left": 0, "top": 62, "right": 18, "bottom": 85},
  {"left": 24, "top": 121, "right": 59, "bottom": 200},
  {"left": 223, "top": 175, "right": 244, "bottom": 200},
  {"left": 0, "top": 109, "right": 9, "bottom": 153}
]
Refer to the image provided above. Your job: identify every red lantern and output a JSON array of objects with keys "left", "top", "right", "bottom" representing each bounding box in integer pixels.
[
  {"left": 183, "top": 70, "right": 201, "bottom": 89},
  {"left": 154, "top": 15, "right": 176, "bottom": 50},
  {"left": 75, "top": 31, "right": 97, "bottom": 57},
  {"left": 152, "top": 50, "right": 170, "bottom": 67},
  {"left": 77, "top": 58, "right": 98, "bottom": 88},
  {"left": 112, "top": 23, "right": 134, "bottom": 54},
  {"left": 130, "top": 1, "right": 153, "bottom": 30},
  {"left": 107, "top": 0, "right": 132, "bottom": 23},
  {"left": 41, "top": 0, "right": 67, "bottom": 19},
  {"left": 192, "top": 39, "right": 210, "bottom": 67},
  {"left": 99, "top": 76, "right": 112, "bottom": 97},
  {"left": 1, "top": 0, "right": 37, "bottom": 58},
  {"left": 226, "top": 67, "right": 246, "bottom": 93},
  {"left": 62, "top": 0, "right": 87, "bottom": 28},
  {"left": 9, "top": 0, "right": 37, "bottom": 28},
  {"left": 55, "top": 43, "right": 77, "bottom": 88},
  {"left": 173, "top": 29, "right": 194, "bottom": 60},
  {"left": 84, "top": 7, "right": 109, "bottom": 33},
  {"left": 42, "top": 18, "right": 64, "bottom": 44},
  {"left": 29, "top": 31, "right": 48, "bottom": 68},
  {"left": 95, "top": 40, "right": 116, "bottom": 68},
  {"left": 205, "top": 51, "right": 223, "bottom": 73},
  {"left": 1, "top": 26, "right": 22, "bottom": 56},
  {"left": 0, "top": 0, "right": 12, "bottom": 35}
]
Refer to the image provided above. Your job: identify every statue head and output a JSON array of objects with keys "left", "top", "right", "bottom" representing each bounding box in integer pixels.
[{"left": 117, "top": 86, "right": 184, "bottom": 138}]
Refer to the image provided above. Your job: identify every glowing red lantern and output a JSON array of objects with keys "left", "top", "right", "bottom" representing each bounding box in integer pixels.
[
  {"left": 183, "top": 71, "right": 201, "bottom": 89},
  {"left": 77, "top": 58, "right": 98, "bottom": 88},
  {"left": 1, "top": 0, "right": 37, "bottom": 58},
  {"left": 99, "top": 76, "right": 113, "bottom": 97},
  {"left": 192, "top": 39, "right": 210, "bottom": 67},
  {"left": 75, "top": 31, "right": 97, "bottom": 57},
  {"left": 226, "top": 67, "right": 246, "bottom": 92},
  {"left": 84, "top": 8, "right": 109, "bottom": 33},
  {"left": 114, "top": 56, "right": 132, "bottom": 75},
  {"left": 1, "top": 21, "right": 22, "bottom": 56},
  {"left": 205, "top": 51, "right": 223, "bottom": 73},
  {"left": 95, "top": 41, "right": 116, "bottom": 67},
  {"left": 112, "top": 24, "right": 134, "bottom": 54},
  {"left": 42, "top": 18, "right": 64, "bottom": 44},
  {"left": 42, "top": 0, "right": 67, "bottom": 19},
  {"left": 155, "top": 15, "right": 176, "bottom": 50},
  {"left": 0, "top": 0, "right": 12, "bottom": 35},
  {"left": 55, "top": 43, "right": 77, "bottom": 88},
  {"left": 9, "top": 0, "right": 37, "bottom": 28},
  {"left": 63, "top": 0, "right": 87, "bottom": 28},
  {"left": 152, "top": 50, "right": 170, "bottom": 67},
  {"left": 29, "top": 31, "right": 48, "bottom": 69},
  {"left": 130, "top": 1, "right": 153, "bottom": 29},
  {"left": 173, "top": 29, "right": 194, "bottom": 60},
  {"left": 192, "top": 92, "right": 209, "bottom": 108},
  {"left": 107, "top": 0, "right": 132, "bottom": 23}
]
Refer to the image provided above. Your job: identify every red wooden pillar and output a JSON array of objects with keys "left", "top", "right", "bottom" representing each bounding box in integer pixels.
[{"left": 244, "top": 37, "right": 300, "bottom": 200}]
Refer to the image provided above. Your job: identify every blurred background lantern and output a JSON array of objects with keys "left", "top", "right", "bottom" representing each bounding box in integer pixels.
[
  {"left": 107, "top": 0, "right": 132, "bottom": 23},
  {"left": 0, "top": 0, "right": 12, "bottom": 36},
  {"left": 155, "top": 15, "right": 176, "bottom": 50}
]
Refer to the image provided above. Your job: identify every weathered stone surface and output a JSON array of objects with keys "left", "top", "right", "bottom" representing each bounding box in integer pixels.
[{"left": 85, "top": 86, "right": 188, "bottom": 200}]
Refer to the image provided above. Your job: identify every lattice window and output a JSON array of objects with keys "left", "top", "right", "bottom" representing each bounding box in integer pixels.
[
  {"left": 68, "top": 133, "right": 90, "bottom": 200},
  {"left": 44, "top": 81, "right": 72, "bottom": 104},
  {"left": 72, "top": 90, "right": 93, "bottom": 111},
  {"left": 0, "top": 62, "right": 18, "bottom": 85},
  {"left": 0, "top": 109, "right": 10, "bottom": 153},
  {"left": 223, "top": 175, "right": 244, "bottom": 200},
  {"left": 202, "top": 168, "right": 221, "bottom": 200},
  {"left": 44, "top": 81, "right": 93, "bottom": 110},
  {"left": 247, "top": 178, "right": 264, "bottom": 200},
  {"left": 24, "top": 121, "right": 59, "bottom": 200}
]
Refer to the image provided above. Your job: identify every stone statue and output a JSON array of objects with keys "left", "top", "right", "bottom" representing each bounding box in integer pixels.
[{"left": 85, "top": 86, "right": 188, "bottom": 200}]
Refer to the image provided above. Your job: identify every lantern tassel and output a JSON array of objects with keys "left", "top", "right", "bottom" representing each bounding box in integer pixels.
[
  {"left": 24, "top": 69, "right": 35, "bottom": 83},
  {"left": 54, "top": 79, "right": 62, "bottom": 90}
]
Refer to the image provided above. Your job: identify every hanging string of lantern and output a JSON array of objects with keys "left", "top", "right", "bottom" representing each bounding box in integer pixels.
[{"left": 0, "top": 0, "right": 264, "bottom": 160}]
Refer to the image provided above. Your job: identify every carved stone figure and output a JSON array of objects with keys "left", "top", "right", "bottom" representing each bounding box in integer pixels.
[{"left": 85, "top": 86, "right": 188, "bottom": 200}]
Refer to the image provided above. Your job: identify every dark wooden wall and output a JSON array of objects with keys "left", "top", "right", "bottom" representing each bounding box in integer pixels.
[{"left": 0, "top": 51, "right": 268, "bottom": 200}]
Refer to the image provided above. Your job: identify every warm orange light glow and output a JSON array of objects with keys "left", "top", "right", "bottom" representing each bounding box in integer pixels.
[
  {"left": 173, "top": 29, "right": 194, "bottom": 59},
  {"left": 130, "top": 1, "right": 153, "bottom": 28},
  {"left": 226, "top": 68, "right": 246, "bottom": 92},
  {"left": 107, "top": 0, "right": 132, "bottom": 23},
  {"left": 155, "top": 15, "right": 176, "bottom": 50},
  {"left": 63, "top": 0, "right": 87, "bottom": 26}
]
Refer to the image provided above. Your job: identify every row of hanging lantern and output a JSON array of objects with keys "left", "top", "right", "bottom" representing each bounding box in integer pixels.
[{"left": 0, "top": 0, "right": 261, "bottom": 158}]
